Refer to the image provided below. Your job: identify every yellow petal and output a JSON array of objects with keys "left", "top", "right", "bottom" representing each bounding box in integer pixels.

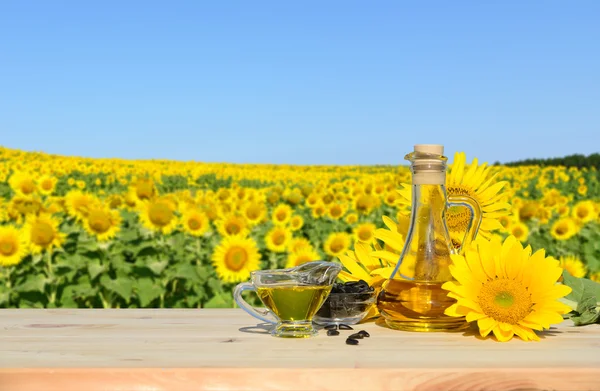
[
  {"left": 477, "top": 316, "right": 496, "bottom": 337},
  {"left": 493, "top": 323, "right": 515, "bottom": 342},
  {"left": 370, "top": 267, "right": 395, "bottom": 278},
  {"left": 338, "top": 254, "right": 370, "bottom": 280},
  {"left": 466, "top": 311, "right": 488, "bottom": 322}
]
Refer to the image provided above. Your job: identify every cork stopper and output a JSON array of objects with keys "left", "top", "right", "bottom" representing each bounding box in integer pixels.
[
  {"left": 414, "top": 144, "right": 444, "bottom": 156},
  {"left": 411, "top": 144, "right": 446, "bottom": 185}
]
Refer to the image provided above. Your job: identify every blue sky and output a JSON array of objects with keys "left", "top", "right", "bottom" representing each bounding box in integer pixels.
[{"left": 1, "top": 1, "right": 599, "bottom": 165}]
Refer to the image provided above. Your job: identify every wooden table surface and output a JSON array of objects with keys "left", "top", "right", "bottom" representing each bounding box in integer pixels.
[{"left": 1, "top": 309, "right": 599, "bottom": 391}]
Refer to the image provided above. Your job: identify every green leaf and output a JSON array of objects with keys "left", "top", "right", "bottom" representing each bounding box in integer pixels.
[
  {"left": 167, "top": 263, "right": 198, "bottom": 281},
  {"left": 562, "top": 271, "right": 600, "bottom": 326},
  {"left": 135, "top": 278, "right": 163, "bottom": 307},
  {"left": 118, "top": 228, "right": 140, "bottom": 242},
  {"left": 0, "top": 284, "right": 9, "bottom": 306},
  {"left": 207, "top": 277, "right": 223, "bottom": 294},
  {"left": 571, "top": 293, "right": 600, "bottom": 326},
  {"left": 562, "top": 270, "right": 600, "bottom": 302},
  {"left": 14, "top": 274, "right": 47, "bottom": 293},
  {"left": 204, "top": 293, "right": 233, "bottom": 308},
  {"left": 101, "top": 276, "right": 134, "bottom": 301},
  {"left": 147, "top": 259, "right": 169, "bottom": 276},
  {"left": 136, "top": 245, "right": 159, "bottom": 258},
  {"left": 59, "top": 285, "right": 79, "bottom": 307},
  {"left": 87, "top": 261, "right": 106, "bottom": 281}
]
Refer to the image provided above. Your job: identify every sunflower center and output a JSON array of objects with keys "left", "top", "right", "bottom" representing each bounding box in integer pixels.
[
  {"left": 272, "top": 231, "right": 285, "bottom": 245},
  {"left": 0, "top": 240, "right": 16, "bottom": 256},
  {"left": 513, "top": 226, "right": 524, "bottom": 237},
  {"left": 21, "top": 179, "right": 36, "bottom": 194},
  {"left": 148, "top": 203, "right": 173, "bottom": 227},
  {"left": 88, "top": 210, "right": 111, "bottom": 234},
  {"left": 41, "top": 179, "right": 53, "bottom": 191},
  {"left": 577, "top": 207, "right": 588, "bottom": 219},
  {"left": 188, "top": 218, "right": 201, "bottom": 230},
  {"left": 478, "top": 278, "right": 532, "bottom": 324},
  {"left": 358, "top": 229, "right": 372, "bottom": 241},
  {"left": 226, "top": 222, "right": 241, "bottom": 235},
  {"left": 276, "top": 211, "right": 287, "bottom": 221},
  {"left": 329, "top": 238, "right": 345, "bottom": 253},
  {"left": 31, "top": 222, "right": 55, "bottom": 246},
  {"left": 330, "top": 206, "right": 342, "bottom": 218},
  {"left": 225, "top": 247, "right": 247, "bottom": 271},
  {"left": 555, "top": 223, "right": 567, "bottom": 235}
]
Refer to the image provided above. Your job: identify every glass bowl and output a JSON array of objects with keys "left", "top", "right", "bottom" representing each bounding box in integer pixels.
[{"left": 313, "top": 290, "right": 377, "bottom": 325}]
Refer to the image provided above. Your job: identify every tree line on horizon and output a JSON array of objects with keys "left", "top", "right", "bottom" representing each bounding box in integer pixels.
[{"left": 497, "top": 153, "right": 600, "bottom": 169}]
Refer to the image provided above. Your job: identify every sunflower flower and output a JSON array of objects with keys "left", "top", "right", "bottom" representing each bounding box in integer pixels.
[
  {"left": 83, "top": 205, "right": 122, "bottom": 242},
  {"left": 211, "top": 236, "right": 261, "bottom": 284},
  {"left": 442, "top": 235, "right": 572, "bottom": 342},
  {"left": 24, "top": 214, "right": 65, "bottom": 254},
  {"left": 558, "top": 255, "right": 587, "bottom": 278},
  {"left": 0, "top": 226, "right": 29, "bottom": 267}
]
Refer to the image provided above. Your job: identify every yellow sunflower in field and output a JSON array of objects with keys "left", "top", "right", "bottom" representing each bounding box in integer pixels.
[
  {"left": 216, "top": 214, "right": 249, "bottom": 238},
  {"left": 83, "top": 205, "right": 122, "bottom": 242},
  {"left": 324, "top": 232, "right": 351, "bottom": 257},
  {"left": 37, "top": 175, "right": 57, "bottom": 196},
  {"left": 345, "top": 213, "right": 358, "bottom": 225},
  {"left": 265, "top": 226, "right": 292, "bottom": 253},
  {"left": 327, "top": 203, "right": 347, "bottom": 220},
  {"left": 271, "top": 203, "right": 292, "bottom": 226},
  {"left": 353, "top": 223, "right": 376, "bottom": 244},
  {"left": 24, "top": 214, "right": 65, "bottom": 254},
  {"left": 353, "top": 193, "right": 379, "bottom": 215},
  {"left": 311, "top": 202, "right": 327, "bottom": 219},
  {"left": 107, "top": 194, "right": 123, "bottom": 209},
  {"left": 211, "top": 236, "right": 261, "bottom": 283},
  {"left": 397, "top": 152, "right": 510, "bottom": 249},
  {"left": 0, "top": 226, "right": 29, "bottom": 267},
  {"left": 510, "top": 222, "right": 529, "bottom": 243},
  {"left": 288, "top": 237, "right": 313, "bottom": 253},
  {"left": 571, "top": 200, "right": 597, "bottom": 224},
  {"left": 9, "top": 171, "right": 37, "bottom": 196},
  {"left": 289, "top": 215, "right": 304, "bottom": 231},
  {"left": 442, "top": 235, "right": 572, "bottom": 342},
  {"left": 64, "top": 190, "right": 97, "bottom": 221},
  {"left": 242, "top": 201, "right": 266, "bottom": 226},
  {"left": 130, "top": 177, "right": 157, "bottom": 202},
  {"left": 138, "top": 197, "right": 178, "bottom": 235},
  {"left": 180, "top": 209, "right": 210, "bottom": 237},
  {"left": 558, "top": 255, "right": 587, "bottom": 278},
  {"left": 550, "top": 217, "right": 579, "bottom": 241},
  {"left": 285, "top": 247, "right": 321, "bottom": 268}
]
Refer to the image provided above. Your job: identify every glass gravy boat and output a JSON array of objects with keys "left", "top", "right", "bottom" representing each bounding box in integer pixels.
[{"left": 234, "top": 261, "right": 342, "bottom": 338}]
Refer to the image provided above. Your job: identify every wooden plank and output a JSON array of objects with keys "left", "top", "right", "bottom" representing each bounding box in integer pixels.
[{"left": 0, "top": 309, "right": 599, "bottom": 390}]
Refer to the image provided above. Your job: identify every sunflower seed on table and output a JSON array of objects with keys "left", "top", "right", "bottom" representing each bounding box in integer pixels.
[
  {"left": 338, "top": 324, "right": 353, "bottom": 330},
  {"left": 358, "top": 330, "right": 370, "bottom": 337},
  {"left": 345, "top": 337, "right": 359, "bottom": 345},
  {"left": 348, "top": 333, "right": 364, "bottom": 339},
  {"left": 327, "top": 329, "right": 340, "bottom": 336}
]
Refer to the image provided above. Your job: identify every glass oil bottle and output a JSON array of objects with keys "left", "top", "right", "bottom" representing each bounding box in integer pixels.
[{"left": 376, "top": 144, "right": 482, "bottom": 332}]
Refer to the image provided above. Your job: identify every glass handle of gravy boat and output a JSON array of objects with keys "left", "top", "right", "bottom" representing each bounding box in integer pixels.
[
  {"left": 233, "top": 282, "right": 278, "bottom": 324},
  {"left": 447, "top": 194, "right": 482, "bottom": 255}
]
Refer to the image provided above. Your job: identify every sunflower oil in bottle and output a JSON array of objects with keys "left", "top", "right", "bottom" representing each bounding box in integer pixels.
[{"left": 376, "top": 144, "right": 482, "bottom": 332}]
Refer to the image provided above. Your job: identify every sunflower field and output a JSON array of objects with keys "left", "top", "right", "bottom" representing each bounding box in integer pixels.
[{"left": 0, "top": 146, "right": 599, "bottom": 309}]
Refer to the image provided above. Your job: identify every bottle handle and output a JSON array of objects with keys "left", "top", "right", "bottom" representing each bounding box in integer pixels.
[
  {"left": 447, "top": 194, "right": 482, "bottom": 254},
  {"left": 233, "top": 282, "right": 278, "bottom": 324}
]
